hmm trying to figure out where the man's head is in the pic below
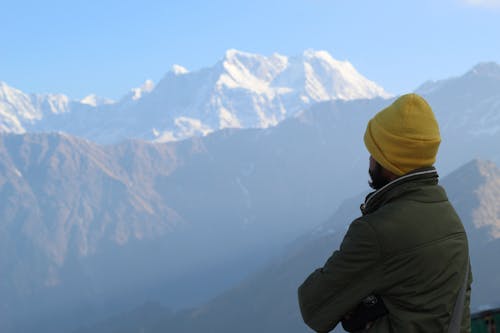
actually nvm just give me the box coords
[364,93,441,180]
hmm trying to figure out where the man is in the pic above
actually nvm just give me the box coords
[298,94,472,332]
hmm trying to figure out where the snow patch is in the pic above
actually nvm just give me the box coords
[172,64,189,75]
[131,80,155,101]
[219,107,242,128]
[153,131,177,143]
[13,167,22,177]
[80,94,115,107]
[174,117,213,140]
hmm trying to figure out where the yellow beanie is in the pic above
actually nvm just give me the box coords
[364,93,441,176]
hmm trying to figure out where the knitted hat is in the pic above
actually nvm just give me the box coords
[364,93,441,176]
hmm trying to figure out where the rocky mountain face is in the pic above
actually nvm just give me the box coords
[0,49,390,143]
[83,160,500,333]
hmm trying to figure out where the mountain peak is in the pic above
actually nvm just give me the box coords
[224,48,256,60]
[302,49,336,62]
[467,62,500,78]
[0,81,22,97]
[300,49,355,70]
[415,61,500,96]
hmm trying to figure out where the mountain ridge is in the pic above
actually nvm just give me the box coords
[0,49,390,142]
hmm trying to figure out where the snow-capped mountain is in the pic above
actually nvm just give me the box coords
[0,49,390,143]
[146,48,389,141]
[0,82,70,132]
[0,81,100,134]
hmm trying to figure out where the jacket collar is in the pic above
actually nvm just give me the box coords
[360,167,439,215]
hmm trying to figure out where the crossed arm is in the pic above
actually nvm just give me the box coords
[298,219,382,332]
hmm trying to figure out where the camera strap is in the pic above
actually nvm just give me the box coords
[447,263,469,333]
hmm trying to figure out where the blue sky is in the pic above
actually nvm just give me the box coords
[2,0,500,99]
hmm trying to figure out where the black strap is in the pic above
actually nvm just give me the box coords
[448,264,469,333]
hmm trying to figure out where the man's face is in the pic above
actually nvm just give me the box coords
[368,156,391,190]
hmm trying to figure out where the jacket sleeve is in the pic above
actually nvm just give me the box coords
[298,219,381,332]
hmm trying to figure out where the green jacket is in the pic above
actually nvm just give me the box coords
[298,168,472,332]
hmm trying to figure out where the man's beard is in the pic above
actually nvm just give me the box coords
[369,162,391,190]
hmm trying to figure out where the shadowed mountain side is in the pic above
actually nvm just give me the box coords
[75,224,348,333]
[74,192,364,333]
[78,160,500,333]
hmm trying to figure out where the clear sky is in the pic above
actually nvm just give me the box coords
[2,0,500,100]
